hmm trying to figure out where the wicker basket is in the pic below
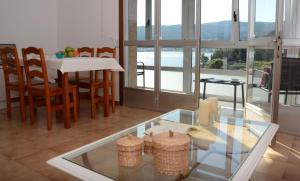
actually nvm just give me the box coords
[152,130,190,176]
[116,134,143,167]
[143,132,153,154]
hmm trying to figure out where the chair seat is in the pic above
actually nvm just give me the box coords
[31,83,77,95]
[68,76,90,82]
[71,79,107,89]
[7,82,23,90]
[8,80,44,90]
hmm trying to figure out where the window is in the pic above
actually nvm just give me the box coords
[200,48,247,100]
[137,0,155,40]
[201,0,232,41]
[239,0,248,41]
[125,46,155,89]
[247,49,274,108]
[160,47,195,93]
[254,0,276,37]
[161,0,196,40]
[137,47,154,88]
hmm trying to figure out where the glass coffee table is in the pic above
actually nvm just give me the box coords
[47,109,278,181]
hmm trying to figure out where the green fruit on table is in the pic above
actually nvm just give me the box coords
[65,47,74,53]
[67,51,74,57]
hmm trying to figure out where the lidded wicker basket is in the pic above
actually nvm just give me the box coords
[143,132,153,154]
[152,130,191,176]
[116,134,144,167]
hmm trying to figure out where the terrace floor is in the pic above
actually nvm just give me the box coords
[0,101,299,181]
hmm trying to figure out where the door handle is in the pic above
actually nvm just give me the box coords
[233,11,237,22]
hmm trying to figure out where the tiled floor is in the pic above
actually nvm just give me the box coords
[0,103,299,181]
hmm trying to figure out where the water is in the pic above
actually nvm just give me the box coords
[137,50,196,67]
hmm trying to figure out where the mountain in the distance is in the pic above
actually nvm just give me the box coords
[137,21,275,40]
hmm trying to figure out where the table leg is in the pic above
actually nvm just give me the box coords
[241,84,245,107]
[57,70,62,87]
[203,82,207,99]
[103,70,110,117]
[62,72,71,128]
[56,70,63,121]
[234,85,237,111]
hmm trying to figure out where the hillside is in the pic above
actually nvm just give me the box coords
[137,21,275,40]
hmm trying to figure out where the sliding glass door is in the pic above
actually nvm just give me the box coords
[122,0,285,122]
[244,0,278,122]
[274,0,300,134]
[124,0,201,111]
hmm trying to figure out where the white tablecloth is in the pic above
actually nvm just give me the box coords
[46,57,124,73]
[21,56,124,83]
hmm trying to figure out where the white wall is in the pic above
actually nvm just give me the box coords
[57,0,119,49]
[0,0,58,54]
[0,0,119,52]
[57,0,102,49]
[100,0,119,47]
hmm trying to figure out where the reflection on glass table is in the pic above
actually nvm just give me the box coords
[47,109,278,181]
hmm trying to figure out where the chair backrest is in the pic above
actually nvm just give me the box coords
[22,47,49,91]
[283,57,300,90]
[1,47,25,88]
[268,58,300,91]
[96,47,116,58]
[78,47,94,57]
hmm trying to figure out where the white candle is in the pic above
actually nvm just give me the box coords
[198,100,212,126]
[207,97,219,122]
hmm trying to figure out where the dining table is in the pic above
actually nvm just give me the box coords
[45,56,124,129]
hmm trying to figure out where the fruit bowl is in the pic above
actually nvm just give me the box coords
[55,51,65,59]
[64,46,79,57]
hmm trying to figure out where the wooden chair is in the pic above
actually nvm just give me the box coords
[95,47,117,113]
[1,47,26,123]
[137,61,145,88]
[69,47,116,118]
[75,47,94,84]
[22,47,78,130]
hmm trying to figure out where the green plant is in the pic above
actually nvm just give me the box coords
[254,61,272,70]
[205,59,223,69]
[229,63,246,70]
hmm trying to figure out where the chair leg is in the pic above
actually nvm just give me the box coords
[19,90,26,123]
[90,86,96,119]
[28,94,36,125]
[77,87,80,114]
[95,88,99,109]
[28,93,35,125]
[33,97,38,119]
[54,95,61,121]
[111,87,115,113]
[73,89,78,122]
[111,72,115,113]
[5,88,12,118]
[143,73,145,88]
[95,71,99,110]
[284,90,288,104]
[45,96,52,130]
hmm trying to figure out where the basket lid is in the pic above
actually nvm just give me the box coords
[144,132,153,142]
[152,130,190,151]
[116,134,143,147]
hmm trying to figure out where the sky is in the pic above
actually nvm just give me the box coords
[137,0,276,26]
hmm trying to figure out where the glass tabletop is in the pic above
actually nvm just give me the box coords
[63,109,270,181]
